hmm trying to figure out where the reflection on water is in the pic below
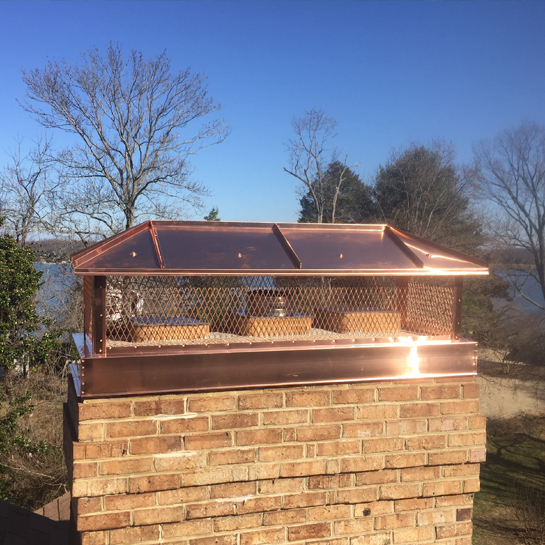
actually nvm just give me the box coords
[494,269,545,314]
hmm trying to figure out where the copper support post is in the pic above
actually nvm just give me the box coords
[93,276,107,356]
[452,277,463,341]
[396,277,409,330]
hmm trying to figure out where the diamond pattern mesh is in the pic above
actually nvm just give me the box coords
[96,275,455,348]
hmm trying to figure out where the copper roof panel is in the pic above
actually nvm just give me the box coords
[78,228,160,270]
[282,228,416,271]
[155,224,294,271]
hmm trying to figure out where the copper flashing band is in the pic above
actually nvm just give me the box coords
[75,339,477,397]
[273,223,302,269]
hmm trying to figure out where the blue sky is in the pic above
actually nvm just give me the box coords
[1,1,544,223]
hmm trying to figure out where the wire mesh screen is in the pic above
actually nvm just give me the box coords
[99,275,455,348]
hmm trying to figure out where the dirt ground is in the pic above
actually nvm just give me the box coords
[477,352,545,418]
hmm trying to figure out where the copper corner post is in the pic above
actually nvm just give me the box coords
[70,220,489,398]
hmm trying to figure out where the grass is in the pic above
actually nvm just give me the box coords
[473,415,545,545]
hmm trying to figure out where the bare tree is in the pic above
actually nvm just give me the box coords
[21,43,229,237]
[0,137,60,245]
[284,108,353,223]
[475,121,545,310]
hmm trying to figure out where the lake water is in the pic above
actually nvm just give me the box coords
[494,269,545,315]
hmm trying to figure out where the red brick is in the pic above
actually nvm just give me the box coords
[109,525,161,545]
[282,460,326,477]
[468,414,486,430]
[100,457,153,476]
[190,535,237,545]
[85,441,128,459]
[429,450,467,466]
[416,508,455,526]
[405,434,446,450]
[335,488,377,504]
[133,505,184,525]
[77,512,130,532]
[79,402,131,421]
[286,390,330,407]
[298,425,341,441]
[130,435,181,455]
[375,513,414,530]
[394,497,433,511]
[332,388,375,404]
[308,505,351,521]
[73,462,98,479]
[342,422,383,438]
[469,448,486,463]
[400,466,440,482]
[363,437,403,454]
[210,481,256,499]
[386,419,426,436]
[428,416,467,432]
[399,402,440,418]
[308,474,352,490]
[284,491,328,509]
[209,448,256,466]
[448,432,486,447]
[378,386,419,402]
[384,453,426,469]
[188,395,236,412]
[357,405,398,420]
[317,440,360,456]
[240,528,285,545]
[212,413,259,430]
[462,383,479,398]
[129,473,179,493]
[258,478,304,495]
[334,518,374,535]
[463,478,480,493]
[258,444,305,461]
[356,470,398,486]
[236,496,282,515]
[79,423,104,442]
[186,499,234,519]
[134,398,185,416]
[288,523,331,541]
[354,500,394,517]
[313,407,355,423]
[340,455,383,473]
[435,494,474,508]
[80,532,106,545]
[379,483,421,500]
[154,451,207,472]
[423,480,462,496]
[183,468,232,486]
[215,513,262,532]
[158,487,209,505]
[393,527,434,543]
[443,464,480,478]
[238,392,283,410]
[436,522,473,539]
[76,497,102,515]
[104,492,155,511]
[248,464,280,481]
[262,410,309,425]
[456,508,473,521]
[441,400,479,415]
[185,432,232,450]
[420,385,460,400]
[264,509,307,526]
[237,428,282,446]
[160,417,209,434]
[105,420,156,438]
[351,532,391,545]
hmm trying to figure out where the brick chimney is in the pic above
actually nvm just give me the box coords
[64,376,485,544]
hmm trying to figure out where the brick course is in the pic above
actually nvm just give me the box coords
[65,377,484,544]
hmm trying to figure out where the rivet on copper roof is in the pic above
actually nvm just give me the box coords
[339,253,343,258]
[237,253,242,258]
[131,251,137,257]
